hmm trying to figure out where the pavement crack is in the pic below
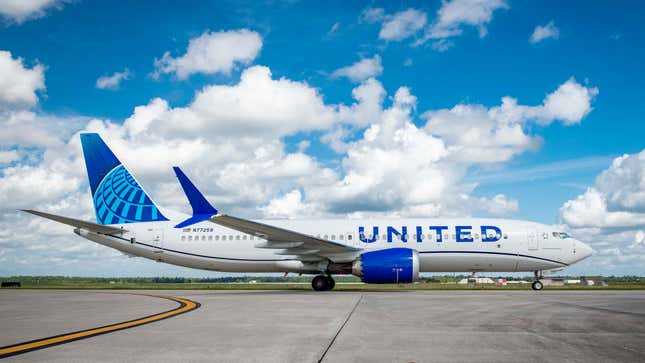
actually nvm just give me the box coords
[318,294,363,363]
[548,300,645,318]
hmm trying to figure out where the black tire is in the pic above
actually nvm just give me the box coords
[531,281,544,291]
[326,276,335,290]
[312,275,329,291]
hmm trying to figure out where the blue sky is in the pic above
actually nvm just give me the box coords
[0,0,644,276]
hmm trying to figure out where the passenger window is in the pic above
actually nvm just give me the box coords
[324,235,328,239]
[347,234,352,240]
[503,234,508,239]
[208,236,213,241]
[339,234,344,240]
[202,236,206,241]
[229,235,233,240]
[181,236,186,241]
[188,236,193,241]
[331,234,336,240]
[236,235,240,240]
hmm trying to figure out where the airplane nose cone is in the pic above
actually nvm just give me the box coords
[576,240,593,261]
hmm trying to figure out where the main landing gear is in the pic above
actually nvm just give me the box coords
[531,270,544,291]
[312,275,335,291]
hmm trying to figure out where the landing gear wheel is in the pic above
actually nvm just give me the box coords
[531,281,544,291]
[312,275,329,291]
[326,276,335,290]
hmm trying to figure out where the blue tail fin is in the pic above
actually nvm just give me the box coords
[172,166,218,228]
[80,133,168,225]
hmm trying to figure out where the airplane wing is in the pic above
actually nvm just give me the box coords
[172,167,360,262]
[209,214,360,261]
[22,209,127,235]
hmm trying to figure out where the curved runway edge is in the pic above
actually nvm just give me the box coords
[0,293,200,359]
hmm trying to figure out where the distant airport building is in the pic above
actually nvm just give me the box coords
[458,277,496,284]
[581,276,608,286]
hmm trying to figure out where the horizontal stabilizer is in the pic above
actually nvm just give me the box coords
[174,214,214,229]
[22,209,127,234]
[172,166,218,228]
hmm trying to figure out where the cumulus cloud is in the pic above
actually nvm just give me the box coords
[361,2,507,49]
[259,190,315,218]
[0,51,88,149]
[309,84,529,217]
[0,51,45,107]
[491,78,598,126]
[559,150,645,274]
[153,29,262,80]
[332,55,383,82]
[0,111,87,148]
[423,78,597,163]
[0,0,65,24]
[148,65,340,137]
[379,9,427,41]
[596,152,645,212]
[561,150,645,228]
[417,0,508,48]
[360,7,427,42]
[540,78,598,124]
[96,68,132,90]
[0,150,19,164]
[530,21,560,44]
[1,72,597,222]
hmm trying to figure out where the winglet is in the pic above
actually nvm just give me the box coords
[173,166,218,228]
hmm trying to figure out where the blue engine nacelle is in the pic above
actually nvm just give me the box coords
[352,248,420,283]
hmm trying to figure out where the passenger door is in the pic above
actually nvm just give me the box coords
[527,228,539,250]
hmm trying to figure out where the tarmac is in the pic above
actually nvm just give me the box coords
[1,289,644,362]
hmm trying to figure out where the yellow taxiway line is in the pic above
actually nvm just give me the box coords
[0,293,200,359]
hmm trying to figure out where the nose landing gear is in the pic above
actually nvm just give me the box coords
[532,270,544,291]
[311,275,336,291]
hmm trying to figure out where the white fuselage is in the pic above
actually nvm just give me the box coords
[75,213,592,275]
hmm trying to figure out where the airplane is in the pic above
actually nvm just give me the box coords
[23,133,593,291]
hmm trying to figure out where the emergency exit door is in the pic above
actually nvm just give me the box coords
[145,228,164,253]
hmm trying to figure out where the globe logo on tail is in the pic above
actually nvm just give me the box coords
[93,165,168,224]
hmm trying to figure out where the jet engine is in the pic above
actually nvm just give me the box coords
[351,248,419,284]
